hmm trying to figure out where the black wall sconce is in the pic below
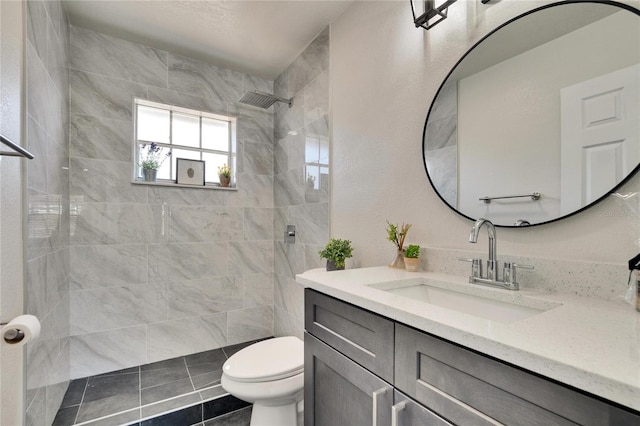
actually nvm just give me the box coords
[411,0,491,30]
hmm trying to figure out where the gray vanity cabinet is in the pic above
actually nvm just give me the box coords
[392,391,453,426]
[395,323,640,426]
[304,333,393,426]
[304,289,640,426]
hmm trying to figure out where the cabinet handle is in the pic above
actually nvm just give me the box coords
[391,401,407,426]
[372,388,387,426]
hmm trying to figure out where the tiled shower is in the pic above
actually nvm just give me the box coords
[23,0,330,424]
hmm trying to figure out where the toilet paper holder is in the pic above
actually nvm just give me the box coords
[0,321,26,344]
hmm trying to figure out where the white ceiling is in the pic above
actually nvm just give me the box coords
[62,0,355,80]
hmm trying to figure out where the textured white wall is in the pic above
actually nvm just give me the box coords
[331,0,640,268]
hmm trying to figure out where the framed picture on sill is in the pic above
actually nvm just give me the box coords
[176,158,205,186]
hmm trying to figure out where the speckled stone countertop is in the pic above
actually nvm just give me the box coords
[296,266,640,411]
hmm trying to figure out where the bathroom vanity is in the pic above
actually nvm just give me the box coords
[298,267,640,425]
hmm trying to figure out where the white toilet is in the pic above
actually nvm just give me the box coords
[221,336,304,426]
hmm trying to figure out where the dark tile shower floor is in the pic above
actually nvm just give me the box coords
[53,340,263,426]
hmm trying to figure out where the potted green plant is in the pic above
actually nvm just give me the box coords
[404,244,420,272]
[318,238,354,271]
[386,220,412,268]
[139,142,171,182]
[218,163,232,187]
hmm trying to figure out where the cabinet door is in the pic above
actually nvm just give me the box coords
[305,333,393,426]
[392,391,453,426]
[395,324,640,426]
[305,289,394,383]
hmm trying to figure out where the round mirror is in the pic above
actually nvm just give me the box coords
[423,0,640,227]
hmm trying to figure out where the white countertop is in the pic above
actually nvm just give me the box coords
[296,266,640,411]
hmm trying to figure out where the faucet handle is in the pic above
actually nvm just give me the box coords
[503,262,534,288]
[459,258,482,279]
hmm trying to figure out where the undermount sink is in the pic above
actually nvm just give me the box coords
[369,279,561,323]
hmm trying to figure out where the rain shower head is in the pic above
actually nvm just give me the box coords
[238,91,293,109]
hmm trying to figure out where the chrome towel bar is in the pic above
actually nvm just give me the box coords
[0,133,34,159]
[480,192,541,204]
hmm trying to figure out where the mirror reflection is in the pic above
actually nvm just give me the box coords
[423,1,640,227]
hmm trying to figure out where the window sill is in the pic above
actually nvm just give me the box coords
[131,180,237,191]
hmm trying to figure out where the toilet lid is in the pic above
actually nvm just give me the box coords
[223,336,304,383]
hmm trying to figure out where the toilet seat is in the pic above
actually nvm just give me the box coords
[223,336,304,383]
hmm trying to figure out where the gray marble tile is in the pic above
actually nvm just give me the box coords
[45,382,68,425]
[274,306,303,342]
[230,241,274,275]
[27,338,58,390]
[274,99,304,141]
[25,387,46,426]
[27,1,48,63]
[70,69,147,120]
[46,18,68,97]
[70,115,133,161]
[228,173,273,208]
[304,244,325,271]
[273,207,289,242]
[229,103,274,146]
[45,247,69,311]
[70,26,168,87]
[227,305,274,345]
[274,275,304,322]
[148,242,228,282]
[46,132,70,201]
[169,205,243,243]
[148,186,229,206]
[26,116,48,193]
[26,192,62,260]
[76,391,139,424]
[147,314,227,363]
[27,42,62,140]
[141,377,195,406]
[70,326,147,379]
[288,202,329,246]
[304,70,329,126]
[70,244,147,290]
[26,255,48,319]
[243,208,274,241]
[243,142,273,176]
[70,283,166,334]
[168,53,243,104]
[38,293,70,342]
[167,277,242,320]
[77,408,140,426]
[43,0,64,39]
[70,158,147,203]
[275,169,304,207]
[191,370,223,391]
[48,337,70,386]
[70,202,165,245]
[146,86,227,116]
[242,74,273,94]
[274,242,305,278]
[199,385,227,402]
[285,128,305,172]
[285,27,329,97]
[274,137,288,175]
[241,273,274,308]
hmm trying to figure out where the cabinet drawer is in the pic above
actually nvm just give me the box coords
[305,289,394,383]
[395,324,640,426]
[305,333,393,426]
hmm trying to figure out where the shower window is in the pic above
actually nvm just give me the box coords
[133,98,237,187]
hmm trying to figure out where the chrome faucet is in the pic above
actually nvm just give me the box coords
[469,218,498,280]
[461,218,533,290]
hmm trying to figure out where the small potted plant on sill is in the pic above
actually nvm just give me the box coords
[218,163,232,187]
[319,238,354,271]
[139,142,171,182]
[386,220,412,269]
[404,244,420,272]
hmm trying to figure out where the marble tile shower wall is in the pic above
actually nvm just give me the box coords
[68,26,275,379]
[24,1,71,425]
[273,28,330,339]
